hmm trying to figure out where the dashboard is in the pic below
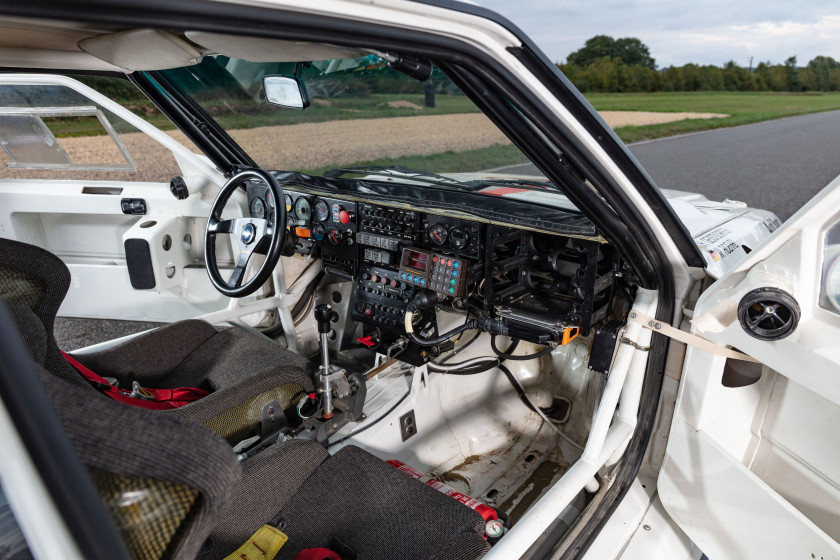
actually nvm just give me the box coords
[247,179,622,363]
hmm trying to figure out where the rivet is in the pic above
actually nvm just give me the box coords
[648,321,655,327]
[655,323,661,329]
[643,524,651,531]
[630,312,637,318]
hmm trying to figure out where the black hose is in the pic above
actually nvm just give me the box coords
[408,319,480,347]
[490,334,554,361]
[261,270,325,337]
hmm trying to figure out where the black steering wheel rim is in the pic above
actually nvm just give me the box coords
[204,168,286,298]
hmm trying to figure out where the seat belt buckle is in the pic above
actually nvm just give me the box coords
[129,381,156,400]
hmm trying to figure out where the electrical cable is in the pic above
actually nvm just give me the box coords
[498,363,583,451]
[326,389,411,448]
[490,334,554,361]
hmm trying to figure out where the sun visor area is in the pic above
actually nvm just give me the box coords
[79,29,202,71]
[185,31,362,62]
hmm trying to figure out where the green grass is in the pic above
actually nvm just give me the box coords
[301,143,528,176]
[584,91,840,143]
[51,93,479,138]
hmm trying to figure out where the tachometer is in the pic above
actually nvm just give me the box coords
[314,200,330,222]
[249,197,266,219]
[327,227,342,245]
[449,227,469,250]
[295,197,312,221]
[429,223,448,245]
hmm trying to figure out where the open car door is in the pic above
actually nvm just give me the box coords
[658,175,840,559]
[0,74,232,323]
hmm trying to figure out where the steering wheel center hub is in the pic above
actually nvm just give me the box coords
[241,222,257,245]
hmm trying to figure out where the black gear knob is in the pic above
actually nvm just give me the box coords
[314,303,333,333]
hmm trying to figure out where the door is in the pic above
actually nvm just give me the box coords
[0,74,232,323]
[658,174,840,559]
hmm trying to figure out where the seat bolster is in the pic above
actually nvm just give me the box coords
[70,319,219,387]
[198,440,329,559]
[167,327,311,391]
[3,299,47,365]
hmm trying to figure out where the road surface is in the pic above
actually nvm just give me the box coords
[494,110,840,221]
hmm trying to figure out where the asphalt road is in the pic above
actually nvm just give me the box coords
[495,110,840,222]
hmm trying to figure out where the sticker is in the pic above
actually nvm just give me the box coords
[223,525,288,560]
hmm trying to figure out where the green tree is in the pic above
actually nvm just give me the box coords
[807,55,840,91]
[567,35,656,70]
[784,56,802,91]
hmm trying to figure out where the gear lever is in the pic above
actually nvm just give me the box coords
[314,303,335,419]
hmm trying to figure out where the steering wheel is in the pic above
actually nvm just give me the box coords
[205,168,287,298]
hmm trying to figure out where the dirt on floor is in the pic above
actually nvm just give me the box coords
[1,110,728,183]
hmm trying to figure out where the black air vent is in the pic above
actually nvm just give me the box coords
[737,287,800,341]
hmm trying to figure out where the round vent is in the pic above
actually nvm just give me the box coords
[737,287,800,341]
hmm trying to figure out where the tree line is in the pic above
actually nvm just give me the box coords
[558,35,840,93]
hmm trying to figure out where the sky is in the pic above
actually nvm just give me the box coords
[476,0,840,68]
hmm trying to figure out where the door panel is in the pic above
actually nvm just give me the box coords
[0,74,233,323]
[660,175,840,559]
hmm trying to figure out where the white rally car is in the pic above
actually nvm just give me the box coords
[0,1,837,560]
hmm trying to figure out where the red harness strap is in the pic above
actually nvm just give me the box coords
[61,351,208,410]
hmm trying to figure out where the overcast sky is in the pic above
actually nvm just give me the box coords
[476,0,840,68]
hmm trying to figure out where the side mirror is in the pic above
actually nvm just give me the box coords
[263,75,310,109]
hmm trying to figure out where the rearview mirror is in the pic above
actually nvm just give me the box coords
[263,75,310,109]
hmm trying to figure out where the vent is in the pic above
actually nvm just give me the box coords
[738,287,800,341]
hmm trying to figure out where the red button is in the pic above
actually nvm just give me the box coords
[380,277,388,284]
[433,256,439,263]
[371,275,379,282]
[390,279,398,287]
[447,259,453,266]
[339,210,351,224]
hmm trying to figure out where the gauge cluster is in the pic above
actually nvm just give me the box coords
[423,215,481,259]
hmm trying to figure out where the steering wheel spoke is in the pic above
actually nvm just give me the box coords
[208,217,238,235]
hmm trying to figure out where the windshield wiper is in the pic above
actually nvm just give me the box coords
[465,178,554,191]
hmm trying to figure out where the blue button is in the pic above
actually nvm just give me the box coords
[406,275,413,282]
[401,273,407,280]
[453,262,460,269]
[451,270,458,277]
[420,278,426,286]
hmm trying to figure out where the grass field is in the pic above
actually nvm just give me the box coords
[587,91,840,143]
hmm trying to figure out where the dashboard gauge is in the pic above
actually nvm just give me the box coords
[284,194,293,213]
[294,197,312,221]
[314,200,331,222]
[249,197,266,219]
[449,227,469,250]
[429,223,448,245]
[327,227,342,245]
[312,223,326,241]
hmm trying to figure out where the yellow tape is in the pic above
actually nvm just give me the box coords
[223,525,288,560]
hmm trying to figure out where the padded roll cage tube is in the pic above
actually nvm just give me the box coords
[0,1,677,556]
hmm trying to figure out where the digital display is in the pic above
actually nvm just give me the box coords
[404,249,428,272]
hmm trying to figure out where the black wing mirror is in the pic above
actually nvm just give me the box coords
[263,75,310,109]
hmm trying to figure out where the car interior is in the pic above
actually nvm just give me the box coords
[0,17,662,560]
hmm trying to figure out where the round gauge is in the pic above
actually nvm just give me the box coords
[312,223,326,241]
[313,200,330,222]
[284,194,293,214]
[264,191,275,224]
[249,197,266,219]
[327,227,342,245]
[294,197,312,221]
[449,227,469,250]
[429,223,448,245]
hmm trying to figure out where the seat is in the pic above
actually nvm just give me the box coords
[5,299,489,560]
[0,237,313,443]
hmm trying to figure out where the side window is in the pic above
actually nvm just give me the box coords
[0,484,34,560]
[0,77,197,184]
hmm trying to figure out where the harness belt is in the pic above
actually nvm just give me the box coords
[627,311,761,364]
[61,351,209,409]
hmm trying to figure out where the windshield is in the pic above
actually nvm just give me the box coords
[155,54,575,206]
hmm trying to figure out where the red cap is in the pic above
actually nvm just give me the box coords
[339,209,351,224]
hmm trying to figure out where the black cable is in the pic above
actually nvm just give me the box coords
[326,389,411,448]
[498,363,538,413]
[490,334,554,361]
[408,320,478,347]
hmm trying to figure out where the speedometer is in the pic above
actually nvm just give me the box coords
[294,197,312,221]
[249,197,266,219]
[314,200,330,222]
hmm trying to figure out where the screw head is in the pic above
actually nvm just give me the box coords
[643,524,651,531]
